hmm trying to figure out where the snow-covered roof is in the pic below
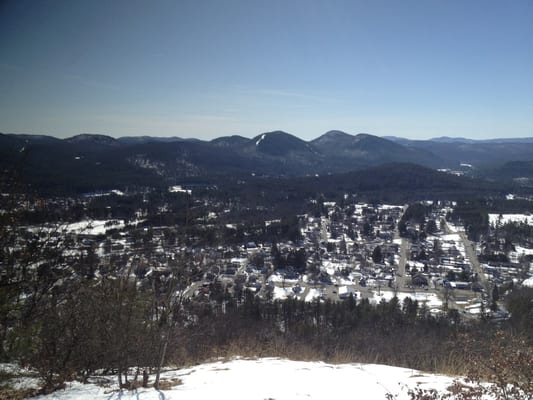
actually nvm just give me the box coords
[522,276,533,288]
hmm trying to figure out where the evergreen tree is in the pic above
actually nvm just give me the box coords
[372,245,383,264]
[491,285,500,312]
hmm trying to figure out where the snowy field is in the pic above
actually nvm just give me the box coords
[28,358,460,400]
[272,286,294,300]
[372,290,443,308]
[489,213,533,226]
[53,219,127,235]
[514,245,533,256]
[305,287,322,302]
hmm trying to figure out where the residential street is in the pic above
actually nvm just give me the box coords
[394,206,409,290]
[397,237,409,290]
[459,232,489,292]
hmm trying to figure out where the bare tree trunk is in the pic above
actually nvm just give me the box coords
[118,367,123,388]
[142,369,149,388]
[154,331,169,389]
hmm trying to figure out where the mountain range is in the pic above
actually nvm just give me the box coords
[2,130,533,193]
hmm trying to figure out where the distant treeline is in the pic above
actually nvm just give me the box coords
[2,157,524,200]
[449,199,533,241]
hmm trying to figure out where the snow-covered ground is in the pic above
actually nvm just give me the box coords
[60,219,126,235]
[444,221,463,233]
[372,290,443,308]
[439,233,467,258]
[272,286,294,300]
[35,218,144,236]
[322,260,351,276]
[513,245,533,256]
[305,287,322,302]
[523,276,533,288]
[268,272,298,284]
[489,213,533,226]
[509,245,533,264]
[29,358,459,400]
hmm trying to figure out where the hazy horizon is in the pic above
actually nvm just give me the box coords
[3,129,533,143]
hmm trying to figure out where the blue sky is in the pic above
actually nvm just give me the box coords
[1,0,532,141]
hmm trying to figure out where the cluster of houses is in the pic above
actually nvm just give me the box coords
[11,191,533,318]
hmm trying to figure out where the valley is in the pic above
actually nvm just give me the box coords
[1,134,532,398]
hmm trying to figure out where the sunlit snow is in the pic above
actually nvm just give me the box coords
[489,213,533,226]
[372,290,443,308]
[31,358,459,400]
[256,133,266,146]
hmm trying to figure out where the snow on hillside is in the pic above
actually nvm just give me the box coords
[256,133,266,146]
[31,358,459,400]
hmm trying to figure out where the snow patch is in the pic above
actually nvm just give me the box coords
[59,219,126,235]
[522,276,533,288]
[305,288,323,302]
[256,133,266,146]
[372,290,443,308]
[489,213,532,226]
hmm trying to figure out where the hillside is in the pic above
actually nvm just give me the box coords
[400,139,533,169]
[311,131,441,169]
[2,131,533,194]
[251,130,314,156]
[489,160,533,179]
[288,163,513,202]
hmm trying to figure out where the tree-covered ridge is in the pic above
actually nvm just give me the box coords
[2,131,533,196]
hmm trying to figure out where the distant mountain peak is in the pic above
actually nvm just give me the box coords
[3,131,533,191]
[251,130,312,157]
[65,133,118,145]
[260,130,291,137]
[210,135,250,147]
[354,132,374,138]
[312,130,353,146]
[430,136,475,143]
[312,131,385,145]
[253,130,297,143]
[323,130,352,138]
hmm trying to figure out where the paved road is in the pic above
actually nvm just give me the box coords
[444,219,488,291]
[396,238,409,289]
[320,217,329,242]
[300,285,311,301]
[394,206,409,290]
[459,231,489,292]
